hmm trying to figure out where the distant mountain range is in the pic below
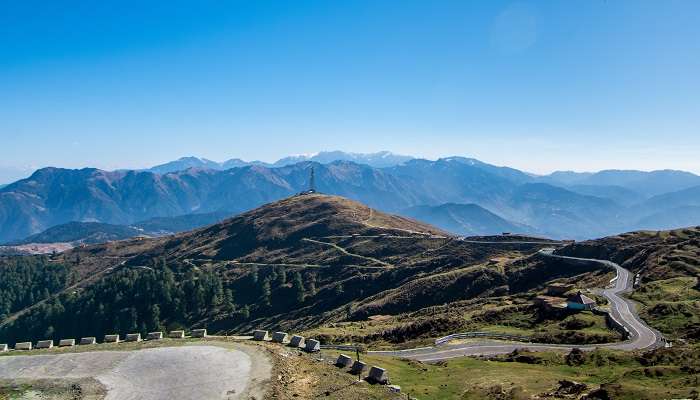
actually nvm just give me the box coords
[539,169,700,197]
[402,203,531,236]
[8,211,232,245]
[1,151,700,243]
[146,150,414,174]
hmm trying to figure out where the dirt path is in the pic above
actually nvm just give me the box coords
[302,238,393,268]
[0,345,271,400]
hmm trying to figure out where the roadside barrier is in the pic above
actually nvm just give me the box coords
[289,335,305,347]
[253,330,269,341]
[335,354,353,368]
[35,340,53,349]
[368,366,389,384]
[125,333,142,342]
[169,330,185,339]
[320,344,360,351]
[304,339,321,352]
[435,332,531,345]
[350,360,367,375]
[272,332,288,343]
[104,334,120,343]
[15,342,32,350]
[59,339,75,347]
[80,337,96,345]
[191,329,207,338]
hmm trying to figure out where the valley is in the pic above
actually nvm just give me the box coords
[0,194,698,399]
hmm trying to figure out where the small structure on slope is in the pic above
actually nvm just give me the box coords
[566,291,596,310]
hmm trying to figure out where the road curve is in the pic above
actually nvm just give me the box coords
[370,248,663,362]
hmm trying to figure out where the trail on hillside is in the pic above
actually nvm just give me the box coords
[301,238,394,268]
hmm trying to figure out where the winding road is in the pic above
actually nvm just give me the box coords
[370,248,664,362]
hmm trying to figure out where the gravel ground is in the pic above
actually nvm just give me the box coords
[0,344,270,400]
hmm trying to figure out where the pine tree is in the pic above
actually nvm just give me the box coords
[276,267,287,286]
[224,289,235,312]
[292,272,305,303]
[306,273,317,296]
[148,304,161,331]
[261,278,272,307]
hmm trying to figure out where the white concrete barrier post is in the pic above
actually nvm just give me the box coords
[0,344,8,352]
[15,342,33,350]
[191,329,207,338]
[272,332,288,343]
[350,360,367,375]
[304,339,321,353]
[59,339,76,347]
[336,354,354,368]
[253,330,269,341]
[368,366,389,384]
[125,333,142,342]
[36,340,53,349]
[79,337,97,345]
[169,330,185,339]
[289,335,305,348]
[104,334,120,343]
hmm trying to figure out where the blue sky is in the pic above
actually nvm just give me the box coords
[1,0,699,182]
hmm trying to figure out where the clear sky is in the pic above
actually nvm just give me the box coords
[1,0,699,182]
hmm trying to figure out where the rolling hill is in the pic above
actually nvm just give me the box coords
[557,227,700,342]
[8,211,232,245]
[1,194,593,346]
[11,222,142,245]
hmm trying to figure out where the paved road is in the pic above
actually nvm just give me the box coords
[0,345,270,400]
[370,249,663,362]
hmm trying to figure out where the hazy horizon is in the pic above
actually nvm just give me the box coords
[3,148,700,185]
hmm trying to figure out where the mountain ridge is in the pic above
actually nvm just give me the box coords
[145,150,415,174]
[2,156,700,243]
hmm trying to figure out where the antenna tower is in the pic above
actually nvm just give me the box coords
[309,166,316,192]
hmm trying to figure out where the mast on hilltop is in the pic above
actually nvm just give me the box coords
[309,166,316,193]
[300,166,317,195]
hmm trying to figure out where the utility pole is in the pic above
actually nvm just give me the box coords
[356,346,361,382]
[309,166,316,193]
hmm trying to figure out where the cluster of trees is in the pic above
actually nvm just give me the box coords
[0,256,70,321]
[0,256,331,344]
[231,266,319,313]
[0,259,231,344]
